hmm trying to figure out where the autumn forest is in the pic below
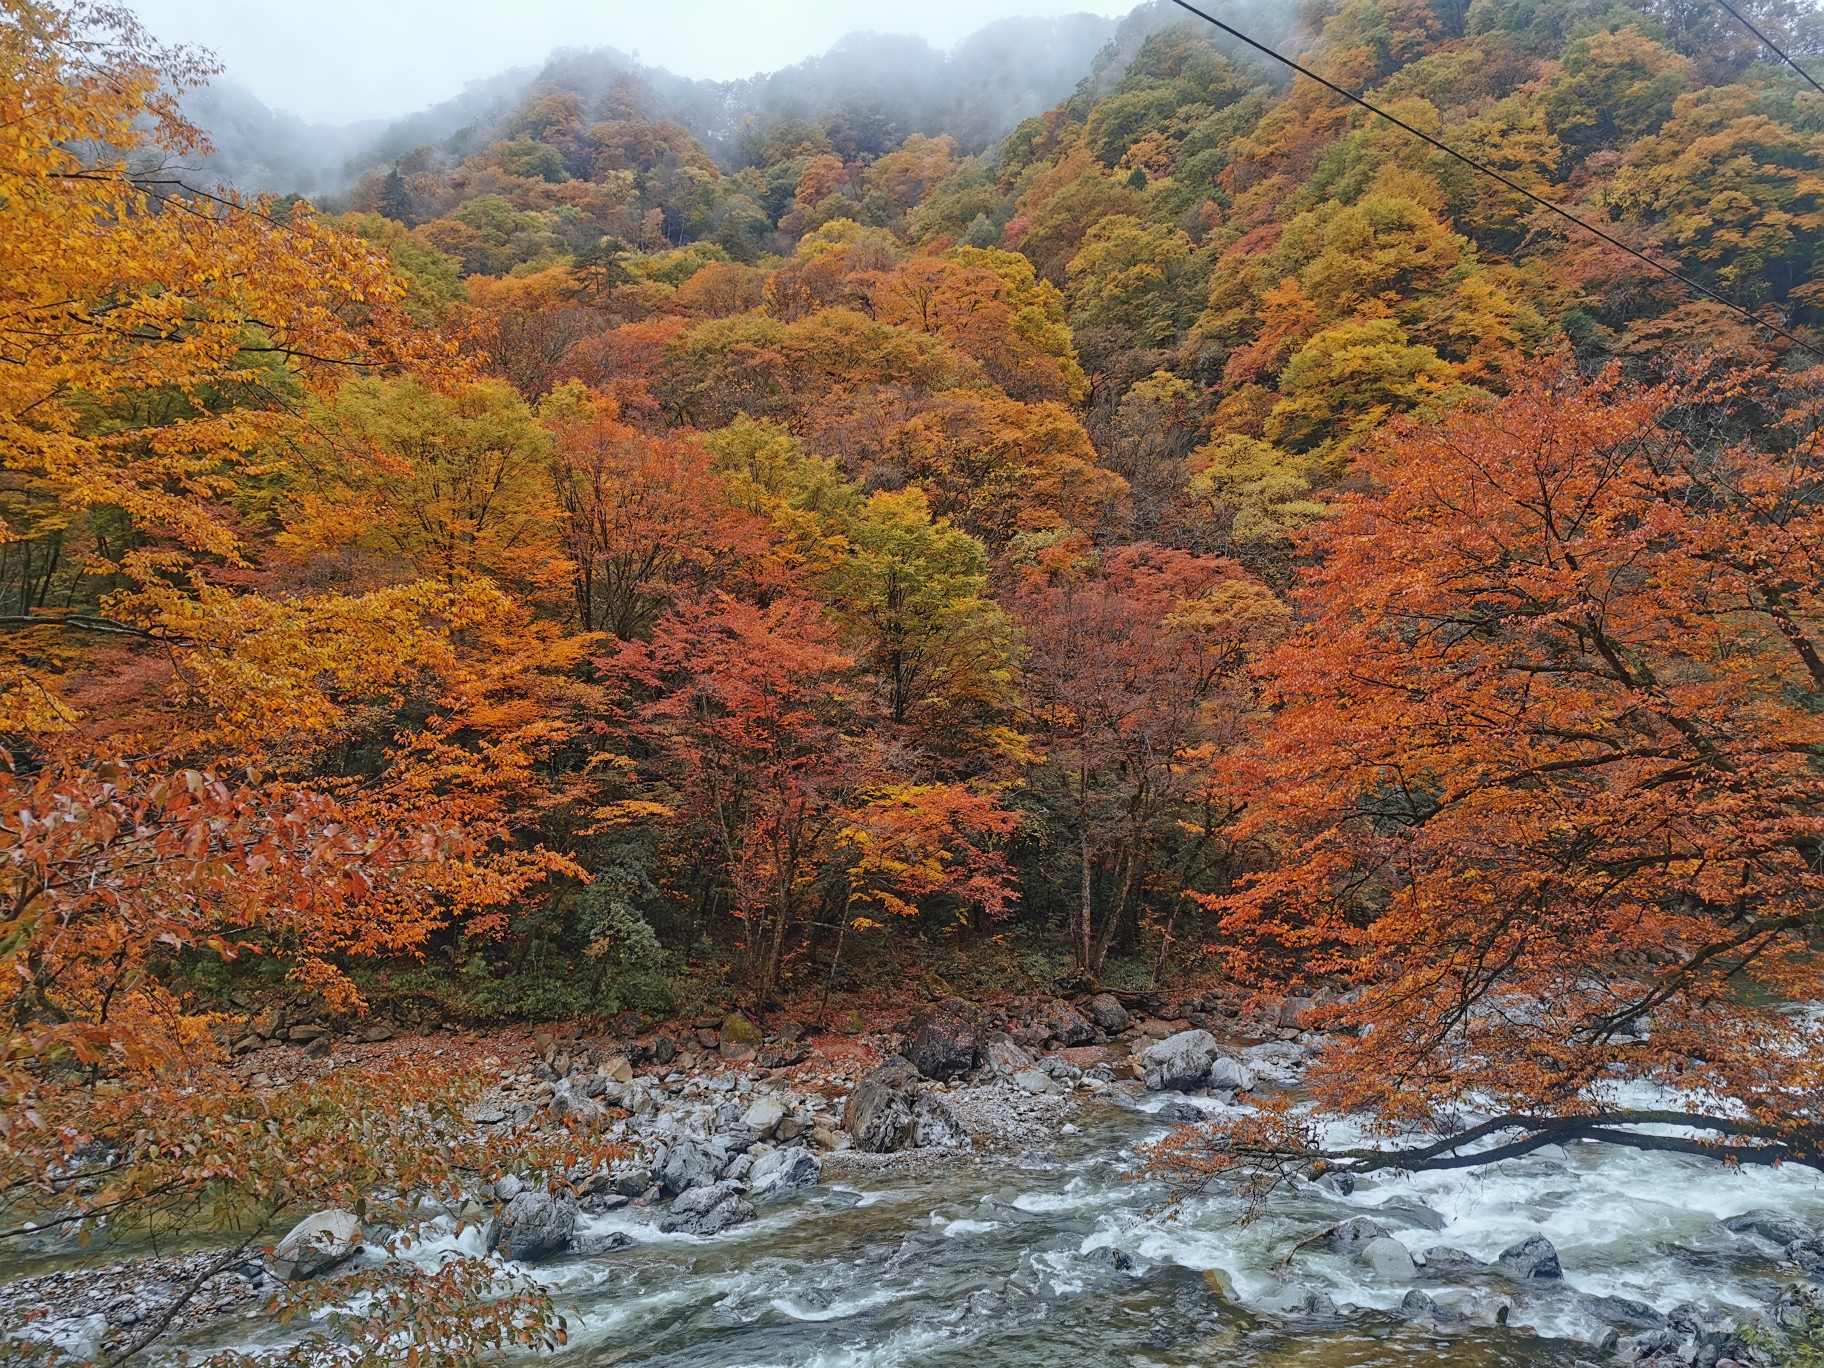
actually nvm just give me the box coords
[8,0,1824,1361]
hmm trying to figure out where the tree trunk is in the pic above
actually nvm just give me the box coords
[1078,763,1093,972]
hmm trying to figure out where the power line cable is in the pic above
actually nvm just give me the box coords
[1162,0,1817,356]
[1711,0,1824,99]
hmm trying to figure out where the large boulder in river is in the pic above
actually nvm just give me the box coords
[1579,1294,1668,1333]
[1399,1289,1459,1323]
[264,1209,363,1281]
[1139,1029,1223,1091]
[658,1181,754,1236]
[1723,1209,1816,1247]
[1417,1246,1489,1277]
[749,1146,822,1200]
[490,1189,578,1260]
[906,998,981,1080]
[1359,1235,1416,1280]
[1326,1216,1390,1249]
[845,1059,919,1151]
[1207,1055,1257,1092]
[1495,1234,1561,1280]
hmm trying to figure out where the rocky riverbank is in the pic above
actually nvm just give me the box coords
[9,990,1824,1367]
[1,990,1223,1360]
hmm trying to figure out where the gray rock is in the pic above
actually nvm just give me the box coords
[1013,1068,1055,1095]
[1262,1284,1339,1316]
[1723,1209,1815,1248]
[1619,1326,1680,1361]
[1040,999,1097,1047]
[658,1180,755,1236]
[1399,1289,1459,1322]
[844,1059,917,1152]
[1770,1282,1823,1333]
[1496,1234,1562,1280]
[912,1091,969,1149]
[740,1095,786,1137]
[1139,1029,1222,1091]
[1327,1216,1391,1248]
[1156,1100,1206,1124]
[983,1035,1034,1078]
[1417,1246,1490,1276]
[1789,1238,1824,1273]
[490,1189,578,1260]
[1089,1245,1138,1273]
[7,1314,107,1362]
[1276,996,1318,1028]
[549,1078,604,1122]
[1374,1198,1447,1233]
[1242,1040,1307,1068]
[1207,1055,1257,1092]
[1580,1294,1669,1332]
[906,998,982,1081]
[575,1230,636,1255]
[657,1137,728,1195]
[609,1162,652,1198]
[1667,1301,1753,1362]
[1360,1235,1417,1279]
[1087,993,1130,1033]
[749,1145,823,1199]
[263,1209,362,1281]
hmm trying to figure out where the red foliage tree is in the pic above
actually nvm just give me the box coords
[1015,540,1287,974]
[1147,361,1824,1196]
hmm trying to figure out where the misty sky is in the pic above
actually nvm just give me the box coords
[128,1,1137,125]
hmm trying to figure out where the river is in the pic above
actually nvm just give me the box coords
[223,1088,1824,1366]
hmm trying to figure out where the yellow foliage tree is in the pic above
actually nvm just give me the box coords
[0,1,443,728]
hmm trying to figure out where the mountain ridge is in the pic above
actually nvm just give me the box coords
[186,11,1126,194]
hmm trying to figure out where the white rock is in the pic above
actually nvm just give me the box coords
[1360,1234,1416,1280]
[1208,1056,1258,1092]
[6,1313,107,1363]
[740,1095,787,1135]
[749,1146,822,1198]
[1139,1030,1221,1091]
[264,1209,362,1281]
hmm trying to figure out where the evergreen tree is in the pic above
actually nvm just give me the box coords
[378,164,413,224]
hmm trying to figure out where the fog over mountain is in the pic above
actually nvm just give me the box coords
[177,10,1138,196]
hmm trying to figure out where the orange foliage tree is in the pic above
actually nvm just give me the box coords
[1147,361,1824,1197]
[1,10,612,1359]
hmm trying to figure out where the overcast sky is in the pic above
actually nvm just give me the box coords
[127,1,1135,125]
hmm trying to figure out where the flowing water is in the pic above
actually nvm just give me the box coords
[225,1089,1824,1367]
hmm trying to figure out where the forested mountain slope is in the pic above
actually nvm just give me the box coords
[14,0,1824,1011]
[8,1,1824,1352]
